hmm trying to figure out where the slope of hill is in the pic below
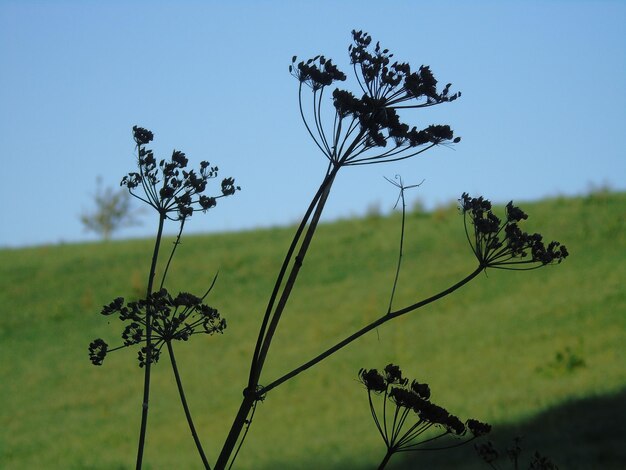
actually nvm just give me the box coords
[1,191,624,469]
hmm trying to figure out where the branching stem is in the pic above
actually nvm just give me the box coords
[260,266,484,395]
[216,167,338,470]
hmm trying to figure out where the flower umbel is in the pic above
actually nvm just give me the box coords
[291,30,461,168]
[460,193,569,270]
[121,126,240,220]
[89,287,226,367]
[359,365,490,468]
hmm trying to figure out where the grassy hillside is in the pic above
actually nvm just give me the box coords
[1,191,624,469]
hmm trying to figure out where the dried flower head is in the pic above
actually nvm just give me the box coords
[88,338,108,366]
[358,368,388,393]
[383,363,407,385]
[460,193,569,270]
[359,364,490,461]
[292,30,460,168]
[121,126,240,220]
[467,418,492,437]
[89,288,226,367]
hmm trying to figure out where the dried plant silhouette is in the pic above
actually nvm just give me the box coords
[359,364,491,469]
[89,30,568,469]
[89,126,239,468]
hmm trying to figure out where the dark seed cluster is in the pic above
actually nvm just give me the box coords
[359,364,490,456]
[291,30,460,167]
[89,289,226,367]
[460,193,569,270]
[121,126,240,220]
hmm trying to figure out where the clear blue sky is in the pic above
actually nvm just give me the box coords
[1,0,624,247]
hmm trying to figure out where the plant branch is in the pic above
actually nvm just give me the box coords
[166,341,211,469]
[378,448,395,470]
[260,265,484,395]
[248,164,337,385]
[254,168,337,376]
[216,167,339,470]
[160,217,186,290]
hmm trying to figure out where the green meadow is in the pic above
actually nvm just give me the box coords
[1,191,624,469]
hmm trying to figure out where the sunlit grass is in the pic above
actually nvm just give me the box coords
[0,191,624,469]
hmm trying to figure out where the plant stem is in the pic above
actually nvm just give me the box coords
[216,167,338,470]
[135,213,165,470]
[387,183,407,314]
[248,166,336,385]
[260,266,484,395]
[166,341,211,469]
[160,217,186,290]
[228,400,258,470]
[378,449,394,470]
[215,395,256,470]
[254,169,336,375]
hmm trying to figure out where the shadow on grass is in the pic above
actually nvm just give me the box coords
[392,388,626,469]
[261,388,626,469]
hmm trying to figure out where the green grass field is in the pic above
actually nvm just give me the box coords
[1,190,624,469]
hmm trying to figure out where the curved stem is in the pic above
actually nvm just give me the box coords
[368,390,386,444]
[260,266,484,395]
[166,341,211,469]
[136,213,166,469]
[160,218,186,290]
[387,182,407,314]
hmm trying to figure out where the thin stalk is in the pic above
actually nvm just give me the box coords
[386,178,412,314]
[389,403,401,444]
[368,390,386,444]
[391,406,411,445]
[136,213,166,470]
[402,434,477,452]
[382,388,390,443]
[260,266,484,395]
[228,400,258,470]
[166,341,210,469]
[378,449,395,470]
[160,218,186,290]
[396,421,432,449]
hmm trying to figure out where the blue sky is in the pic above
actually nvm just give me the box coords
[1,0,624,247]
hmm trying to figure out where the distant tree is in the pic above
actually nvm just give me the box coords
[80,176,140,240]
